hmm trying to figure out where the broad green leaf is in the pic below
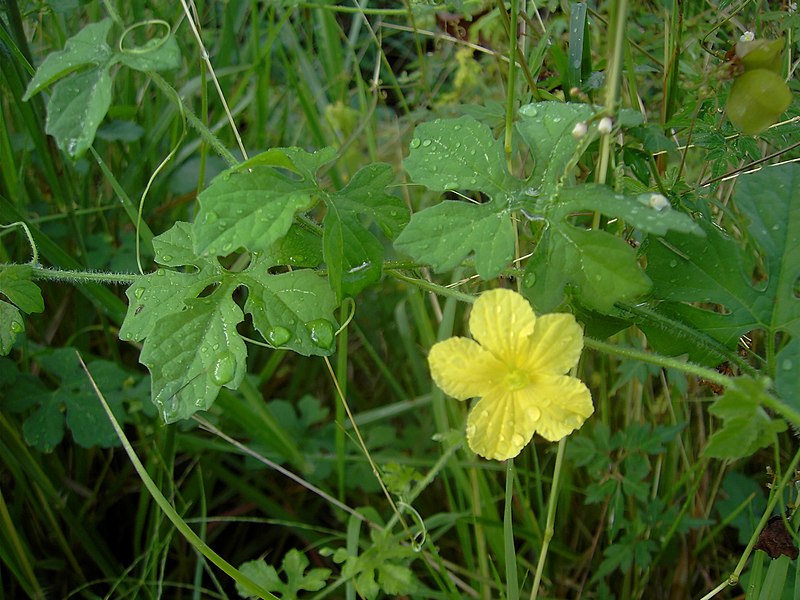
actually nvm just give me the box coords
[515,101,595,195]
[236,549,331,599]
[193,166,318,257]
[140,294,247,423]
[237,561,282,598]
[331,163,408,238]
[552,184,703,236]
[394,199,515,278]
[46,66,113,158]
[122,223,337,421]
[267,225,323,268]
[404,115,516,196]
[524,226,651,313]
[323,207,382,301]
[322,163,407,300]
[0,264,44,313]
[706,378,787,459]
[236,146,337,181]
[117,34,181,72]
[242,256,338,356]
[22,395,64,453]
[776,339,800,409]
[0,301,24,355]
[645,165,800,361]
[23,19,113,100]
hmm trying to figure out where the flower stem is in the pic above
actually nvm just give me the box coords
[504,458,519,600]
[530,437,567,600]
[29,266,139,285]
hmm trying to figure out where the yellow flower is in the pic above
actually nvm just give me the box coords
[428,289,593,460]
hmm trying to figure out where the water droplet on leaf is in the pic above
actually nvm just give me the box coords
[161,254,173,262]
[266,326,292,347]
[10,321,24,334]
[210,353,236,386]
[134,287,145,299]
[305,319,335,350]
[421,139,432,147]
[410,138,421,149]
[204,211,219,224]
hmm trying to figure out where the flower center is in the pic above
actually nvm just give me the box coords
[505,368,530,391]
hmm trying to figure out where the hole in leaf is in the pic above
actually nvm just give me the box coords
[198,283,220,298]
[216,252,249,271]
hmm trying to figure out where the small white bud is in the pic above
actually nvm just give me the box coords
[571,122,588,139]
[790,3,797,13]
[740,31,755,42]
[598,117,613,135]
[648,193,670,211]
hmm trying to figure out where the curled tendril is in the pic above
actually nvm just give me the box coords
[119,19,172,56]
[396,501,427,552]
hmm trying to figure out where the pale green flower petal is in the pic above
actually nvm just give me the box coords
[429,337,505,401]
[521,313,584,375]
[530,375,594,441]
[465,389,541,460]
[469,289,536,367]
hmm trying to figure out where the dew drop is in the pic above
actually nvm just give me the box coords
[523,272,536,287]
[156,268,166,276]
[410,138,421,149]
[204,211,219,224]
[306,319,335,350]
[134,287,145,299]
[511,434,525,448]
[519,104,538,117]
[222,242,233,252]
[10,321,24,334]
[266,326,292,347]
[161,254,173,262]
[421,139,432,147]
[669,259,678,268]
[210,353,236,386]
[782,359,793,371]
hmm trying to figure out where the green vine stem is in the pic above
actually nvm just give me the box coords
[27,266,139,285]
[584,336,800,427]
[0,221,37,264]
[78,352,278,600]
[504,458,520,600]
[699,445,800,600]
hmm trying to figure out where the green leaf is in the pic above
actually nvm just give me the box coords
[524,226,651,312]
[0,265,44,314]
[122,223,337,421]
[515,101,595,195]
[242,255,338,356]
[395,199,515,278]
[236,146,337,181]
[0,301,24,355]
[776,339,800,408]
[645,165,800,360]
[45,66,113,158]
[117,34,181,72]
[140,294,247,423]
[22,395,64,453]
[552,184,703,236]
[193,166,319,257]
[321,163,407,300]
[236,550,331,599]
[323,207,382,301]
[706,378,788,459]
[404,115,515,195]
[23,19,113,100]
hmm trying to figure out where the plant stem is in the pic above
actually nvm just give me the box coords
[530,437,567,599]
[504,458,519,600]
[503,0,520,172]
[28,266,139,284]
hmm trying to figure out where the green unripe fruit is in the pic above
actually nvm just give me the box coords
[727,69,791,135]
[736,38,785,74]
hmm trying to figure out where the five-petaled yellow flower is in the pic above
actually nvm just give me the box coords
[428,289,594,461]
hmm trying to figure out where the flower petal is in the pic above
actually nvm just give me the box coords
[469,289,536,366]
[428,337,504,401]
[465,389,541,460]
[522,313,585,375]
[529,375,594,441]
